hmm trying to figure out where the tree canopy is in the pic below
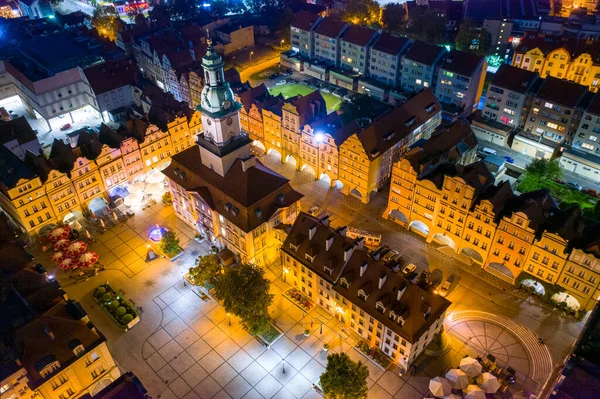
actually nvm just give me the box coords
[404,6,447,44]
[160,231,181,258]
[148,4,171,25]
[455,20,492,56]
[320,353,369,399]
[381,3,406,33]
[91,7,123,42]
[188,255,222,286]
[213,263,274,335]
[341,0,381,27]
[524,158,563,189]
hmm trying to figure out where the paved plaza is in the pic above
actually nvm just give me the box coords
[33,169,584,398]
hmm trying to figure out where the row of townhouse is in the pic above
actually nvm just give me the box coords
[511,33,600,92]
[0,102,202,235]
[281,212,451,370]
[284,12,487,114]
[479,62,600,181]
[383,129,600,312]
[0,214,126,399]
[239,84,443,203]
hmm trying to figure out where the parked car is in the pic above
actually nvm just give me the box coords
[275,80,287,86]
[60,123,72,131]
[583,188,599,198]
[382,249,399,263]
[566,181,582,191]
[477,147,497,156]
[307,206,320,216]
[439,275,455,296]
[503,156,515,164]
[402,263,417,275]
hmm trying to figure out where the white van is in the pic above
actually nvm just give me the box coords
[479,147,497,156]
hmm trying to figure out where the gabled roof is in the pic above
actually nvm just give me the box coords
[0,145,37,189]
[0,116,38,145]
[419,161,494,192]
[440,49,483,77]
[84,59,140,96]
[404,40,446,66]
[534,76,589,108]
[290,11,321,31]
[340,25,377,47]
[162,147,303,233]
[356,89,441,161]
[314,17,347,38]
[499,189,557,232]
[490,63,539,94]
[371,33,410,56]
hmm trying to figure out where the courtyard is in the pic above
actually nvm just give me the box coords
[267,83,342,113]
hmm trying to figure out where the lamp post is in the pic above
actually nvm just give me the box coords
[228,312,231,326]
[282,267,288,282]
[250,51,254,64]
[182,272,187,287]
[282,359,286,374]
[280,39,284,51]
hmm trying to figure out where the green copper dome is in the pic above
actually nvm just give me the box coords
[197,41,240,117]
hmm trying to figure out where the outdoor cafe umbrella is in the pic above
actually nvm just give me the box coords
[477,372,501,393]
[145,171,165,184]
[76,252,99,268]
[51,251,66,263]
[130,181,146,193]
[429,377,452,398]
[124,192,143,207]
[59,257,76,271]
[48,225,71,241]
[465,385,486,399]
[446,368,469,390]
[443,395,462,399]
[66,241,88,257]
[54,238,71,251]
[145,182,164,195]
[460,357,483,377]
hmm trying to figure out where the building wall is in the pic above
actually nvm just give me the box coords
[573,110,600,155]
[401,59,436,93]
[340,40,369,74]
[291,27,313,59]
[45,169,81,223]
[368,49,401,88]
[524,98,578,143]
[557,248,600,312]
[483,83,529,128]
[0,176,56,233]
[314,33,341,66]
[559,151,600,181]
[435,61,486,113]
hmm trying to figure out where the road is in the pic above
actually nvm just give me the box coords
[56,0,96,16]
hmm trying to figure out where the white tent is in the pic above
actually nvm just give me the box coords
[130,181,146,193]
[429,377,452,397]
[460,357,483,377]
[146,171,166,184]
[477,372,501,393]
[446,368,469,389]
[465,385,486,399]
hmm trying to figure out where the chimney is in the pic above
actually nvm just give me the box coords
[359,261,368,277]
[396,286,406,301]
[343,246,353,261]
[378,272,387,289]
[320,215,330,227]
[241,155,256,172]
[44,326,55,341]
[355,236,364,249]
[371,248,382,261]
[309,225,317,240]
[336,226,347,237]
[325,235,334,251]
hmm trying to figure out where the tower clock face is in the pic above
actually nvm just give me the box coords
[226,118,233,125]
[223,100,232,110]
[206,119,212,125]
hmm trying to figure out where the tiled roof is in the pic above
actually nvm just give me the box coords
[372,33,410,55]
[84,59,139,96]
[290,11,321,31]
[357,89,441,161]
[162,147,303,232]
[404,40,445,66]
[585,92,600,116]
[440,49,483,77]
[490,63,539,94]
[0,116,38,145]
[314,17,347,38]
[419,161,494,191]
[0,145,37,189]
[499,189,557,232]
[534,76,588,108]
[282,212,451,343]
[516,34,600,62]
[340,25,377,47]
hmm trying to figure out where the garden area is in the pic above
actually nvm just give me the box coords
[517,174,598,214]
[249,65,284,80]
[93,284,139,330]
[355,340,391,369]
[268,83,342,112]
[284,287,314,312]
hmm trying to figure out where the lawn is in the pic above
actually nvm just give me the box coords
[268,83,342,112]
[517,175,598,213]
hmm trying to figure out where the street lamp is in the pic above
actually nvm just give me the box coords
[280,39,284,50]
[250,51,254,63]
[227,312,231,326]
[181,272,187,287]
[282,359,286,374]
[282,267,288,282]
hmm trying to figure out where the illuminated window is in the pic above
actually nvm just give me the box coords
[544,102,554,109]
[415,79,422,85]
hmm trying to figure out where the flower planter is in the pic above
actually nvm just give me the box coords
[354,341,391,369]
[256,322,284,347]
[304,329,311,337]
[92,284,139,330]
[284,288,314,312]
[323,344,329,352]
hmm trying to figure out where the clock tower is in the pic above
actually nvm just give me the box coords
[196,38,251,177]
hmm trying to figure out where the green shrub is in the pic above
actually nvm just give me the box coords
[102,293,113,302]
[94,287,106,297]
[115,307,126,317]
[109,300,120,310]
[121,314,134,324]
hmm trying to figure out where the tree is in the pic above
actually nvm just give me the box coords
[188,255,221,286]
[148,4,171,25]
[405,6,447,44]
[341,0,381,27]
[213,263,274,335]
[91,6,123,42]
[524,158,563,189]
[381,3,406,33]
[134,12,147,26]
[160,231,181,257]
[320,353,369,399]
[162,192,173,206]
[168,0,199,20]
[455,20,492,56]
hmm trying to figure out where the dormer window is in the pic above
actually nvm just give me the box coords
[358,289,368,302]
[397,316,405,327]
[376,301,386,314]
[305,253,316,263]
[340,278,349,289]
[73,345,84,356]
[289,242,299,252]
[68,339,84,356]
[389,311,396,321]
[38,360,61,379]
